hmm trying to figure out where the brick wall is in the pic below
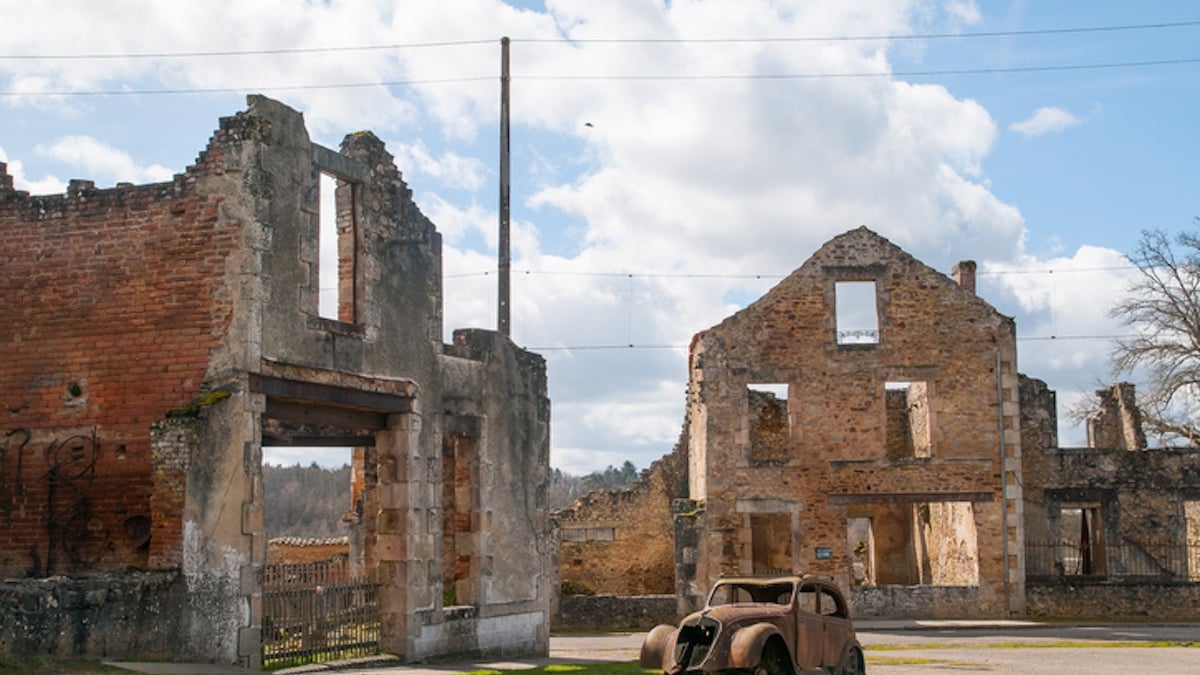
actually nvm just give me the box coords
[0,153,238,577]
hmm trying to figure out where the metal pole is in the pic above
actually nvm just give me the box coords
[498,36,511,337]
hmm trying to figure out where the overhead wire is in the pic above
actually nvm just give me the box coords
[2,18,1198,96]
[3,19,1197,60]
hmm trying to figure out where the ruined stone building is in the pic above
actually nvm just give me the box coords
[1019,380,1200,618]
[677,227,1024,618]
[554,228,1200,621]
[554,444,687,597]
[0,96,554,666]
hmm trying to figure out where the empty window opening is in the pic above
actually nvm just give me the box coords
[317,171,357,322]
[835,281,878,345]
[441,434,478,607]
[885,381,931,458]
[750,512,792,575]
[847,516,874,586]
[748,383,790,465]
[863,501,977,586]
[1057,504,1104,576]
[1185,501,1200,581]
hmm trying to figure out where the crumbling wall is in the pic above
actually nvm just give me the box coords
[0,160,238,579]
[0,572,187,657]
[553,441,687,598]
[1,96,554,666]
[1086,382,1147,450]
[683,228,1023,617]
[1023,382,1199,560]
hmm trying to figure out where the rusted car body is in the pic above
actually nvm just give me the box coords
[640,575,864,675]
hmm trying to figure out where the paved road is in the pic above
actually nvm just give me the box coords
[255,623,1198,675]
[857,623,1200,674]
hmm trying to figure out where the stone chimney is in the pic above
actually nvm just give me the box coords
[0,162,12,192]
[951,260,977,295]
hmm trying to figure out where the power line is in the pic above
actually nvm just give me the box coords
[517,57,1200,82]
[0,39,496,61]
[523,334,1139,351]
[444,264,1136,281]
[4,19,1196,60]
[514,19,1200,44]
[0,76,494,98]
[6,54,1195,98]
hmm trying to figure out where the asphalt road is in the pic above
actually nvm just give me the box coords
[281,623,1198,675]
[857,623,1200,674]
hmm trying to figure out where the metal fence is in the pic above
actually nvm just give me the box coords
[262,559,380,668]
[1025,540,1200,582]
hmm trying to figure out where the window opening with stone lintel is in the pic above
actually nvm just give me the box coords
[317,171,358,323]
[747,383,791,466]
[835,280,878,345]
[846,501,978,587]
[884,381,932,459]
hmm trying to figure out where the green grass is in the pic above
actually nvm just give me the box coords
[459,664,653,675]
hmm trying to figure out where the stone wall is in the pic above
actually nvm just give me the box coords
[682,228,1024,617]
[1,96,554,666]
[1026,582,1200,620]
[553,440,687,596]
[850,584,994,619]
[0,572,186,658]
[555,594,678,631]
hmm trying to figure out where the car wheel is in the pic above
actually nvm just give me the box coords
[753,642,793,675]
[834,645,865,675]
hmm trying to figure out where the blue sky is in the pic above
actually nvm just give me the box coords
[2,1,1197,474]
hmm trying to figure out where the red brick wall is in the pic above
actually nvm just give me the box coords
[0,156,237,577]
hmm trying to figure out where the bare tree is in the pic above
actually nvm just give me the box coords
[1110,223,1200,445]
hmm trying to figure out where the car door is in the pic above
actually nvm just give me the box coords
[793,583,823,670]
[817,586,854,666]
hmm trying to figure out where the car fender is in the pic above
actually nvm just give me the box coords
[728,622,785,669]
[639,624,679,670]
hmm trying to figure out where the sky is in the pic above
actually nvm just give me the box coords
[2,1,1197,475]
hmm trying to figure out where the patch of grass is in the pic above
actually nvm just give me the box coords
[867,655,977,667]
[461,666,649,675]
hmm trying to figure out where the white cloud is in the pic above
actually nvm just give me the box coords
[35,136,175,185]
[980,245,1138,445]
[944,1,982,24]
[1010,106,1083,137]
[391,142,488,191]
[2,1,1123,474]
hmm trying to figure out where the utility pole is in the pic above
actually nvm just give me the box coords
[498,36,511,337]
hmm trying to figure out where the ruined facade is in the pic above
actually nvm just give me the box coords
[677,228,1024,617]
[0,96,553,666]
[1020,380,1200,617]
[553,442,687,597]
[554,229,1200,621]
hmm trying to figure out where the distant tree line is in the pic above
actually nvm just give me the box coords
[263,460,641,539]
[263,462,352,540]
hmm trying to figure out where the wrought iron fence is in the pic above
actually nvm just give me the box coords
[1025,540,1200,582]
[262,559,380,668]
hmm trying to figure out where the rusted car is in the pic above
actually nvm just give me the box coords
[639,575,865,675]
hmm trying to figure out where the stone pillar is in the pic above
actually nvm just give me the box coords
[375,408,421,658]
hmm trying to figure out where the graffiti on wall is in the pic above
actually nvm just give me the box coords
[2,428,105,575]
